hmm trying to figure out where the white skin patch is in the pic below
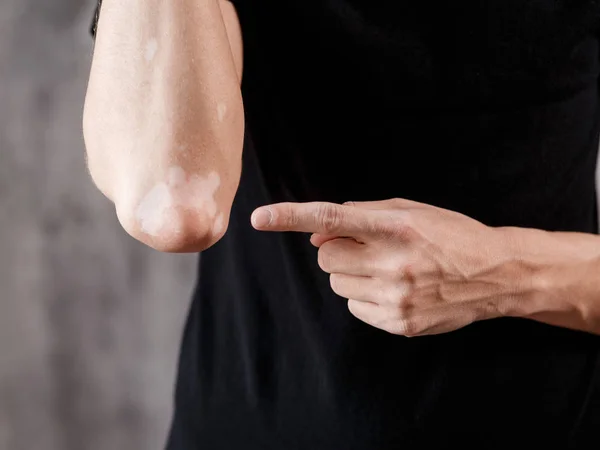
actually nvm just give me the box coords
[145,39,158,62]
[135,183,173,236]
[167,166,186,187]
[217,103,227,123]
[135,167,221,237]
[212,213,225,236]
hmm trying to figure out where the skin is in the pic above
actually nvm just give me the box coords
[251,199,600,337]
[83,0,243,253]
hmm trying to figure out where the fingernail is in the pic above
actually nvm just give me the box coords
[251,208,273,228]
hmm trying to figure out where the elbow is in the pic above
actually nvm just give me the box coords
[113,164,239,253]
[82,97,243,253]
[84,135,239,253]
[116,200,230,253]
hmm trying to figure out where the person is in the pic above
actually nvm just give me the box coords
[84,1,600,448]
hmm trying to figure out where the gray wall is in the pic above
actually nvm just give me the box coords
[0,1,195,449]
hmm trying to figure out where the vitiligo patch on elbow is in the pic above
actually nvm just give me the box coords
[145,39,158,62]
[135,167,222,237]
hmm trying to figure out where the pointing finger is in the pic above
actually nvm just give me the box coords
[251,202,382,238]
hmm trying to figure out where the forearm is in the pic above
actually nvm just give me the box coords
[503,226,600,335]
[83,0,243,252]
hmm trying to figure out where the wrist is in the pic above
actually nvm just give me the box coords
[496,226,550,318]
[500,226,600,333]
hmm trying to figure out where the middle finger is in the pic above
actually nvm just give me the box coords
[318,238,377,276]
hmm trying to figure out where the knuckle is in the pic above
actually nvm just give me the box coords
[374,216,397,236]
[396,262,414,284]
[381,256,409,281]
[389,198,405,208]
[393,259,407,278]
[384,312,417,336]
[392,223,413,241]
[383,284,409,306]
[316,204,341,233]
[387,211,415,240]
[284,204,299,228]
[389,295,414,322]
[389,297,422,336]
[399,320,419,337]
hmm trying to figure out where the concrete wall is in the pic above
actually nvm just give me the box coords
[0,1,195,449]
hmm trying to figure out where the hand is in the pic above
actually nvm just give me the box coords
[251,199,530,337]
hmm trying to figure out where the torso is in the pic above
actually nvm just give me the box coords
[168,2,600,448]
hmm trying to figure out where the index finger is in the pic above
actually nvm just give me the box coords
[344,198,429,210]
[251,202,381,238]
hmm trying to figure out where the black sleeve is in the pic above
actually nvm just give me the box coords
[90,0,101,38]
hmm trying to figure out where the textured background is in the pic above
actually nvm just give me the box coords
[0,1,196,449]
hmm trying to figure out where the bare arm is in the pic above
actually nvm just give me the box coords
[83,0,244,253]
[249,199,600,336]
[503,227,600,335]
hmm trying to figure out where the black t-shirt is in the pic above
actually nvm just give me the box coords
[93,1,600,448]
